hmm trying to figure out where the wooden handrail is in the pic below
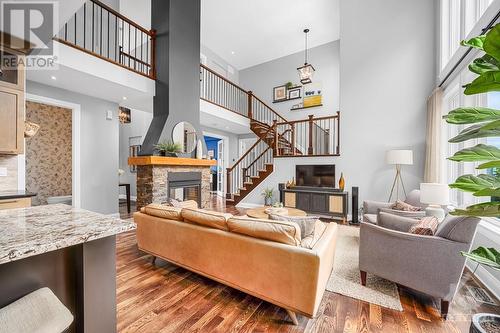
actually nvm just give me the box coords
[200,64,247,94]
[227,126,273,172]
[89,0,151,35]
[251,94,287,123]
[244,147,271,174]
[276,113,339,126]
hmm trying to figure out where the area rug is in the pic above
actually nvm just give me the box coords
[326,225,403,311]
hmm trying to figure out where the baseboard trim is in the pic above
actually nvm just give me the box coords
[119,194,137,201]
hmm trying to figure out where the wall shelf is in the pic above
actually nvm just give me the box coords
[272,96,302,104]
[291,104,323,111]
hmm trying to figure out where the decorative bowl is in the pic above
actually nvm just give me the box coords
[265,207,288,216]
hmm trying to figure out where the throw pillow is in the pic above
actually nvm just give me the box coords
[391,200,422,212]
[409,216,439,236]
[268,214,319,239]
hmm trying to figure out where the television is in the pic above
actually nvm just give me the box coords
[296,165,335,188]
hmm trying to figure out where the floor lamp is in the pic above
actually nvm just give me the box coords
[386,150,413,202]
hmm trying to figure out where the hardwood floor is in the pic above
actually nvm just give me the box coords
[117,196,500,332]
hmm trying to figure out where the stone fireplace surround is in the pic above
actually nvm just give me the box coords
[129,156,215,210]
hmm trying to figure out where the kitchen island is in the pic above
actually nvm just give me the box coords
[0,204,135,333]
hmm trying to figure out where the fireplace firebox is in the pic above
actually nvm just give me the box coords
[168,172,202,206]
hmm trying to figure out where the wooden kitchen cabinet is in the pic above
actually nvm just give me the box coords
[0,86,24,154]
[0,48,25,155]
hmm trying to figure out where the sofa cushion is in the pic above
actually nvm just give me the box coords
[379,207,425,219]
[391,199,422,212]
[141,204,183,221]
[168,199,199,209]
[377,212,419,232]
[181,208,232,231]
[227,217,301,246]
[409,216,439,236]
[435,215,481,243]
[300,220,327,249]
[363,213,378,224]
[268,214,319,239]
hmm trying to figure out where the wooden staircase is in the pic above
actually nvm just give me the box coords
[199,65,340,205]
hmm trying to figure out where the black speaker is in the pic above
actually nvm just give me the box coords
[351,187,359,224]
[278,183,285,203]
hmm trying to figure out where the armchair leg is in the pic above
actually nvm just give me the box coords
[441,300,449,320]
[360,271,367,286]
[151,256,156,265]
[285,309,299,325]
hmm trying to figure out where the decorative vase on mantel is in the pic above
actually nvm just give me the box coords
[339,172,345,191]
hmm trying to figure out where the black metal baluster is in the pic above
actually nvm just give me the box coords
[92,2,94,52]
[100,6,102,55]
[83,3,86,48]
[134,28,137,70]
[74,12,77,44]
[140,31,144,74]
[128,23,131,67]
[115,15,118,62]
[65,22,68,41]
[107,11,110,58]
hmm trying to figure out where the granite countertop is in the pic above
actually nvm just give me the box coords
[0,190,37,200]
[0,204,136,264]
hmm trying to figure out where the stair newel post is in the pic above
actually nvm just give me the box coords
[226,168,231,199]
[247,91,253,119]
[149,29,157,79]
[291,123,295,156]
[273,120,278,157]
[308,114,314,155]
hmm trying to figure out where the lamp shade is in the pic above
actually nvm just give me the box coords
[420,183,449,206]
[386,150,413,165]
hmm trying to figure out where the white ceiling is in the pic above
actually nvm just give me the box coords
[201,0,340,70]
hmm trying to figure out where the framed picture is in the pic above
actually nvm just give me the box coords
[273,85,287,102]
[129,136,142,173]
[288,87,302,100]
[119,107,131,123]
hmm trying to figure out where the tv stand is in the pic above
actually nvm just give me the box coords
[280,186,348,223]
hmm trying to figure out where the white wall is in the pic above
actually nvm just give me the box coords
[27,81,120,215]
[119,109,153,198]
[238,0,436,207]
[119,0,151,30]
[240,41,339,121]
[201,44,239,83]
[338,0,436,205]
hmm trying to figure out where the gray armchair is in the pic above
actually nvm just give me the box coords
[363,189,426,224]
[359,213,480,319]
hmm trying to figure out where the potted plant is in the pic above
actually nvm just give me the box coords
[443,24,500,333]
[261,187,274,206]
[155,141,182,157]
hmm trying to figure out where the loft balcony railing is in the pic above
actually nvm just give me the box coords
[54,0,156,79]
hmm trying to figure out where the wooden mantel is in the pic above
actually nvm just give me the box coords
[128,156,216,167]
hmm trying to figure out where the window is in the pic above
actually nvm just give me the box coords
[440,0,494,70]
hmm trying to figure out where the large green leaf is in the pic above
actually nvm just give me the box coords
[449,174,500,193]
[461,247,500,270]
[477,160,500,169]
[464,71,500,95]
[469,55,500,75]
[484,24,500,62]
[451,201,500,217]
[449,121,500,143]
[448,144,500,162]
[444,107,500,124]
[473,187,500,197]
[461,35,486,50]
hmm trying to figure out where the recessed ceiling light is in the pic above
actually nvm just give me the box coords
[231,51,235,55]
[50,76,57,80]
[122,96,127,100]
[225,126,229,129]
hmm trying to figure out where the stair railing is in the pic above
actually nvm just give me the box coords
[275,112,340,157]
[54,0,156,79]
[226,126,274,198]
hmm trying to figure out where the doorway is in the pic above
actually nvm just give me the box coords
[23,94,81,208]
[203,133,227,197]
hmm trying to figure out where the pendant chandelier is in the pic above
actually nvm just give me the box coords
[297,28,315,85]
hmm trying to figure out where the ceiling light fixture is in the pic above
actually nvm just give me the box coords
[122,96,127,100]
[297,28,315,85]
[51,75,57,80]
[231,51,235,55]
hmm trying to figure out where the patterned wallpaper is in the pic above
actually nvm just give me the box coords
[25,101,72,206]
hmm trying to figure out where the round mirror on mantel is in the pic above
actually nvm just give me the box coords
[172,121,197,155]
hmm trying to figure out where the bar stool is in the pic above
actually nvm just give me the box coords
[0,288,73,333]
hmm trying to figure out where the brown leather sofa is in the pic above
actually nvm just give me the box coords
[134,205,338,324]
